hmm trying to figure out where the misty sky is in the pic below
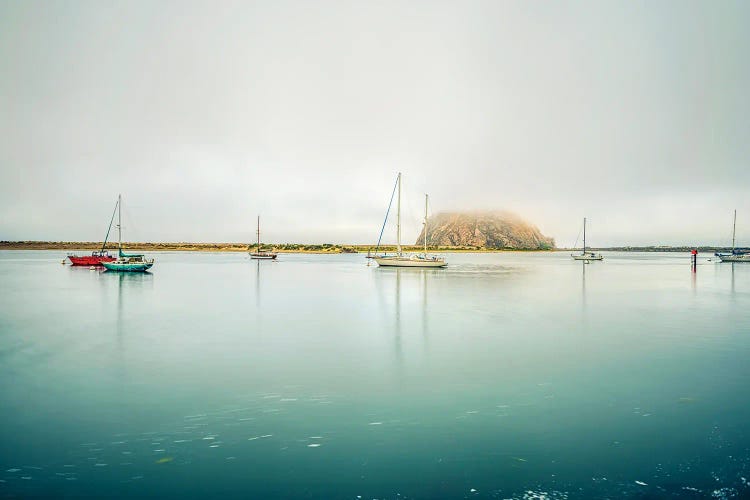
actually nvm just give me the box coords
[1,0,748,247]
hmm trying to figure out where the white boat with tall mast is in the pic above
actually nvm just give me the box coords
[572,217,603,261]
[102,194,155,272]
[374,173,447,268]
[250,215,277,260]
[719,210,750,262]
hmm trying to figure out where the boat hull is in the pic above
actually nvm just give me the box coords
[719,254,750,262]
[68,255,116,266]
[572,254,603,261]
[102,261,154,272]
[374,257,447,268]
[250,253,277,260]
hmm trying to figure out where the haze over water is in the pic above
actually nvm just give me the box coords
[1,251,749,498]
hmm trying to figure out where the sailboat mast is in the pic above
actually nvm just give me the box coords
[582,217,586,253]
[257,215,260,250]
[732,209,737,251]
[396,172,402,256]
[424,194,428,254]
[102,198,119,252]
[118,194,122,250]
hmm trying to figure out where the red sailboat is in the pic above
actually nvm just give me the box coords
[68,250,116,266]
[67,198,119,266]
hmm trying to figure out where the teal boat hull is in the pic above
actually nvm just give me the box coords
[102,261,153,272]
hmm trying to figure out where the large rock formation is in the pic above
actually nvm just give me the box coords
[415,211,554,250]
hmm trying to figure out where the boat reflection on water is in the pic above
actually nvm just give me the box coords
[691,264,697,293]
[110,271,154,337]
[253,256,276,330]
[577,260,593,335]
[395,269,402,367]
[105,268,153,298]
[581,260,587,310]
[103,270,153,378]
[373,267,437,368]
[252,251,277,307]
[422,270,428,351]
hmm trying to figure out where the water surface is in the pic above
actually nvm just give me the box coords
[1,251,749,498]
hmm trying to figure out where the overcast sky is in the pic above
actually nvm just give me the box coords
[1,0,748,247]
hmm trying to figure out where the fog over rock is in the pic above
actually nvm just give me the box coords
[416,211,554,250]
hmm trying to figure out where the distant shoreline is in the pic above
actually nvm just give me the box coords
[0,241,546,253]
[0,241,735,254]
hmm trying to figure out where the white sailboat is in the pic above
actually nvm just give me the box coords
[719,210,750,262]
[250,215,277,260]
[374,173,447,268]
[572,217,603,261]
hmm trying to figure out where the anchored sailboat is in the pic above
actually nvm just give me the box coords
[374,173,447,268]
[67,198,118,266]
[250,215,277,260]
[719,210,750,262]
[572,217,603,261]
[101,194,154,272]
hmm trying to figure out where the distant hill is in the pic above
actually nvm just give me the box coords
[416,211,555,250]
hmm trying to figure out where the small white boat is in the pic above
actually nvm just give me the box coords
[718,210,749,263]
[251,252,277,260]
[373,174,446,268]
[375,254,448,267]
[249,215,278,260]
[573,253,603,261]
[720,253,750,262]
[571,217,603,261]
[375,255,448,267]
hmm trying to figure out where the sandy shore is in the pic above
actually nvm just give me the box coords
[1,242,730,253]
[0,241,554,253]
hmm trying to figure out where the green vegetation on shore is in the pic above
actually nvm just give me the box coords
[0,241,733,253]
[559,246,737,253]
[1,241,551,253]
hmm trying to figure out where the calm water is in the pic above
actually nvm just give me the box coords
[1,251,749,499]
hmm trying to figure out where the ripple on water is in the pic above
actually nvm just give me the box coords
[520,489,569,500]
[711,487,739,498]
